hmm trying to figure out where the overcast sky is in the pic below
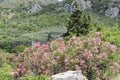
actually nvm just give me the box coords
[57,0,63,2]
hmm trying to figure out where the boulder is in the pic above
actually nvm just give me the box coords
[85,1,92,10]
[78,0,86,10]
[105,7,119,18]
[74,0,92,10]
[51,70,88,80]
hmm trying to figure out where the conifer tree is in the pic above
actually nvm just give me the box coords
[63,9,92,37]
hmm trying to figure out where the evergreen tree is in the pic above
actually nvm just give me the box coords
[63,9,92,37]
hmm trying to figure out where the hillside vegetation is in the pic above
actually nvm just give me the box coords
[0,0,120,80]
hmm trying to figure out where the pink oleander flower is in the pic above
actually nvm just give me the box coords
[82,53,88,57]
[57,37,64,40]
[84,64,87,68]
[93,64,98,70]
[96,77,101,80]
[94,46,99,52]
[93,38,101,45]
[45,69,49,75]
[96,55,102,59]
[18,62,23,68]
[87,41,92,45]
[110,66,115,69]
[51,58,56,64]
[75,65,81,70]
[101,52,107,57]
[42,44,49,48]
[57,47,62,51]
[16,54,21,60]
[111,45,117,52]
[64,59,68,63]
[24,48,29,51]
[96,32,101,35]
[58,43,65,47]
[96,70,102,74]
[72,36,77,40]
[79,60,85,64]
[114,62,120,68]
[103,42,110,48]
[33,42,41,47]
[56,56,60,60]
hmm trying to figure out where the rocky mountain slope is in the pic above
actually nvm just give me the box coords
[0,0,57,8]
[58,0,120,18]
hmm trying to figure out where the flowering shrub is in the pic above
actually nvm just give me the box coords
[12,32,120,80]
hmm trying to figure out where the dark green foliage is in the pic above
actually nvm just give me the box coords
[0,37,31,53]
[12,45,25,53]
[63,9,92,37]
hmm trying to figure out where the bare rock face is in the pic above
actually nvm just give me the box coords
[78,0,92,10]
[57,0,92,12]
[78,0,86,10]
[85,1,92,10]
[51,70,88,80]
[27,4,41,13]
[105,7,119,18]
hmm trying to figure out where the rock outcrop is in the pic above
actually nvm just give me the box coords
[105,7,119,18]
[27,3,41,13]
[57,0,92,12]
[78,0,92,10]
[51,70,88,80]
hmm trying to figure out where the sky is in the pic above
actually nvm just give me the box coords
[57,0,63,2]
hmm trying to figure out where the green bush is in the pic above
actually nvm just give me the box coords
[0,37,31,53]
[0,64,12,80]
[12,45,25,53]
[98,25,120,53]
[0,50,12,67]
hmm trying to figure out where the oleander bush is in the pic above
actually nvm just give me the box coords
[12,31,120,80]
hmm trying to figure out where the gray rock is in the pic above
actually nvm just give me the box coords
[64,4,71,12]
[85,1,92,10]
[56,0,92,12]
[78,0,86,10]
[51,70,88,80]
[105,7,119,18]
[28,4,41,13]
